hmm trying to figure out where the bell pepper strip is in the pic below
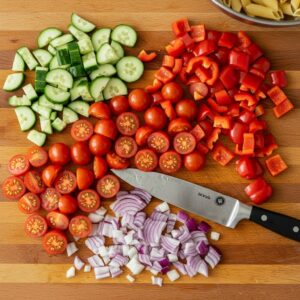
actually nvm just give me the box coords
[249,119,267,133]
[236,157,263,180]
[186,75,200,85]
[197,103,215,121]
[154,67,175,84]
[197,142,209,154]
[165,38,185,57]
[234,92,257,106]
[190,25,206,42]
[229,50,250,72]
[242,133,255,155]
[172,58,183,74]
[213,115,232,129]
[180,33,194,50]
[182,52,194,66]
[151,92,164,104]
[195,66,210,82]
[207,98,228,113]
[219,66,239,90]
[138,50,157,62]
[193,39,217,56]
[267,86,287,106]
[254,132,265,149]
[179,67,188,83]
[237,31,252,49]
[265,154,288,177]
[244,43,263,63]
[162,55,175,68]
[252,57,271,74]
[172,18,191,37]
[241,73,263,93]
[190,124,205,142]
[238,110,255,124]
[239,100,256,112]
[160,100,176,120]
[206,61,219,85]
[273,98,294,118]
[270,70,287,88]
[215,89,232,105]
[218,32,238,49]
[244,177,272,204]
[227,103,240,117]
[211,143,235,166]
[206,128,221,149]
[145,79,163,93]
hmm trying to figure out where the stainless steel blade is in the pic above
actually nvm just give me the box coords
[112,168,252,228]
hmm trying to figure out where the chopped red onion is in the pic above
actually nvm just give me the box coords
[121,213,135,228]
[167,253,178,263]
[197,221,211,233]
[185,263,196,278]
[183,242,198,257]
[173,261,187,275]
[101,222,113,238]
[148,267,159,276]
[116,191,129,197]
[112,229,124,240]
[177,210,189,223]
[122,245,130,256]
[138,254,152,266]
[126,255,145,275]
[167,269,180,282]
[130,188,152,204]
[83,264,91,273]
[109,266,123,278]
[88,212,104,223]
[171,229,181,239]
[102,256,110,265]
[198,260,208,277]
[187,255,202,277]
[98,245,109,257]
[89,223,99,236]
[85,236,105,254]
[74,256,84,270]
[150,210,168,222]
[88,255,104,268]
[128,247,138,258]
[152,260,162,272]
[155,202,170,213]
[108,245,123,258]
[95,206,107,216]
[126,274,135,282]
[177,228,191,244]
[161,266,170,274]
[158,258,169,268]
[133,212,146,228]
[111,196,146,217]
[66,266,75,279]
[124,230,135,245]
[136,228,145,240]
[150,248,165,261]
[151,276,163,287]
[204,246,221,269]
[161,236,180,254]
[143,219,166,244]
[94,266,110,279]
[196,241,209,256]
[178,249,186,260]
[136,244,149,254]
[166,213,176,233]
[185,218,198,232]
[210,231,220,241]
[191,231,208,245]
[66,242,78,257]
[109,254,129,267]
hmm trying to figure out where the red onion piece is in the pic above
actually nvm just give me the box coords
[197,221,211,233]
[161,236,180,254]
[177,210,189,223]
[88,255,104,268]
[185,218,198,232]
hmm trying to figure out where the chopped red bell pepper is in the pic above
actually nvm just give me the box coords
[197,142,209,154]
[255,104,265,117]
[237,31,252,49]
[190,124,205,142]
[207,30,221,42]
[190,25,206,42]
[234,92,257,106]
[215,89,232,105]
[179,67,188,83]
[172,18,191,37]
[213,115,232,129]
[210,80,225,95]
[186,75,200,85]
[239,110,255,124]
[254,132,265,149]
[229,122,249,144]
[273,99,294,118]
[154,67,175,84]
[151,92,164,104]
[236,157,263,180]
[249,119,267,133]
[241,73,263,93]
[195,66,210,82]
[160,100,176,120]
[182,52,194,66]
[172,58,183,74]
[199,120,213,136]
[162,55,175,68]
[242,133,255,155]
[227,103,240,117]
[138,50,157,62]
[180,33,194,50]
[255,89,266,100]
[193,39,217,56]
[206,61,219,86]
[239,100,256,112]
[245,177,272,204]
[267,86,287,106]
[214,48,230,65]
[261,134,278,157]
[244,43,263,63]
[270,70,287,88]
[265,154,288,177]
[207,98,228,113]
[229,50,250,72]
[218,32,238,49]
[252,57,270,74]
[211,143,234,166]
[219,66,239,90]
[249,67,266,79]
[206,128,221,149]
[145,79,163,93]
[165,38,185,57]
[197,103,214,121]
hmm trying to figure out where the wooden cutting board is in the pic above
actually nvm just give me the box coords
[0,0,299,299]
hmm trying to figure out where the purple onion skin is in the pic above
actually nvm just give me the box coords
[197,221,211,233]
[177,210,189,223]
[198,241,209,257]
[161,266,170,275]
[159,258,170,268]
[186,218,198,232]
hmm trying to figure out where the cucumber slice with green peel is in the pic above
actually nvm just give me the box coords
[89,64,116,80]
[35,67,48,93]
[44,85,70,104]
[52,117,67,132]
[92,28,111,51]
[40,117,53,134]
[49,56,70,70]
[110,41,124,64]
[68,24,90,41]
[46,69,73,89]
[8,95,31,107]
[111,25,137,47]
[68,100,90,117]
[33,49,53,67]
[3,73,25,91]
[68,42,82,65]
[22,84,38,100]
[27,130,46,146]
[32,101,52,119]
[12,53,25,71]
[15,106,36,131]
[69,64,86,78]
[103,77,128,100]
[116,56,144,83]
[63,107,79,124]
[77,80,93,101]
[57,48,71,65]
[71,13,96,33]
[95,92,104,102]
[78,38,94,55]
[50,111,57,121]
[96,43,119,65]
[35,81,47,94]
[48,44,57,56]
[39,94,63,111]
[70,78,86,100]
[38,28,62,48]
[17,47,39,70]
[82,52,98,72]
[90,77,110,101]
[50,34,74,48]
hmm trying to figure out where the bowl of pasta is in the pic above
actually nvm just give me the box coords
[211,0,300,26]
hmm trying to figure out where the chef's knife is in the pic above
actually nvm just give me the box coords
[112,168,300,242]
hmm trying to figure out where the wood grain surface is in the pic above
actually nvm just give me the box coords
[0,1,299,299]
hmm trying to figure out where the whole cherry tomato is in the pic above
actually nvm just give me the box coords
[70,142,91,165]
[144,107,167,130]
[109,95,130,115]
[184,151,206,171]
[128,89,151,111]
[48,143,70,166]
[175,99,198,121]
[161,82,183,103]
[89,134,112,156]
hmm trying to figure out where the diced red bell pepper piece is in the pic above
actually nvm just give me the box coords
[273,99,294,118]
[197,103,214,121]
[207,30,222,42]
[190,124,205,142]
[199,120,213,137]
[219,66,239,90]
[245,177,272,204]
[180,33,194,50]
[213,115,232,129]
[229,122,249,144]
[172,58,183,74]
[236,157,263,180]
[160,100,176,120]
[193,40,217,56]
[186,75,200,85]
[255,104,265,117]
[267,86,287,106]
[151,92,164,104]
[255,132,265,149]
[162,55,175,68]
[165,39,185,57]
[249,119,267,133]
[237,31,252,49]
[218,32,238,49]
[262,134,278,157]
[241,73,263,93]
[195,66,210,82]
[210,80,225,95]
[179,67,188,83]
[206,128,221,149]
[215,89,232,105]
[265,154,288,177]
[252,57,270,74]
[242,133,255,155]
[214,48,230,65]
[155,67,175,84]
[244,43,263,63]
[197,142,209,154]
[211,143,235,166]
[227,103,240,117]
[207,98,228,113]
[239,110,255,124]
[229,50,250,72]
[138,50,157,62]
[234,92,257,106]
[182,52,194,66]
[255,89,266,100]
[172,18,191,37]
[269,70,287,88]
[190,25,206,42]
[249,67,266,79]
[145,79,163,94]
[239,101,256,112]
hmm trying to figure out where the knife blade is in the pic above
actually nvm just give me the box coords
[112,168,300,242]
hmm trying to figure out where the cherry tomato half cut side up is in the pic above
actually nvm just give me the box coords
[76,167,94,190]
[42,230,67,255]
[69,215,92,238]
[77,189,100,213]
[70,141,92,166]
[106,152,130,170]
[115,136,138,158]
[159,151,182,174]
[116,112,140,136]
[96,174,120,199]
[46,211,69,230]
[134,149,158,172]
[42,165,62,188]
[88,102,111,119]
[54,170,77,194]
[8,154,30,176]
[18,193,40,214]
[24,214,48,238]
[173,132,196,155]
[41,188,60,211]
[48,143,70,166]
[24,171,45,194]
[147,131,170,154]
[71,120,94,142]
[27,146,48,168]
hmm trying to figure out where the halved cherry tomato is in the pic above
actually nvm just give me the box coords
[24,214,48,238]
[69,215,92,238]
[42,230,67,255]
[41,188,60,211]
[168,118,192,135]
[175,99,197,121]
[134,149,158,172]
[18,193,40,214]
[116,112,140,136]
[88,102,111,119]
[58,194,78,214]
[2,176,26,200]
[27,146,48,168]
[135,126,154,146]
[144,107,167,130]
[46,211,69,230]
[89,134,112,156]
[54,170,77,194]
[77,189,100,213]
[160,100,176,120]
[8,154,30,176]
[42,165,61,188]
[76,167,94,190]
[70,142,91,165]
[115,136,138,158]
[109,95,130,115]
[236,157,263,179]
[49,143,71,166]
[159,151,182,173]
[24,171,45,194]
[265,154,287,177]
[173,132,196,155]
[71,120,94,142]
[106,152,130,169]
[147,131,170,154]
[184,151,206,171]
[161,82,183,103]
[94,156,108,179]
[94,119,118,140]
[96,174,120,198]
[128,89,151,111]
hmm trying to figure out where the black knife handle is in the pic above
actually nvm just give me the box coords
[249,206,300,242]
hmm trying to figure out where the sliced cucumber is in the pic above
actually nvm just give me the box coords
[39,94,63,111]
[111,25,137,47]
[69,64,86,78]
[116,56,144,83]
[50,34,74,48]
[77,79,93,101]
[68,24,90,41]
[22,84,38,100]
[57,47,71,65]
[40,117,53,134]
[44,85,70,104]
[12,53,25,72]
[3,73,25,92]
[17,47,38,70]
[50,111,57,121]
[78,38,94,55]
[32,101,52,119]
[33,49,52,67]
[71,13,96,33]
[82,52,97,72]
[27,129,46,146]
[49,55,70,70]
[110,41,124,64]
[52,117,67,132]
[68,42,82,65]
[103,77,128,100]
[96,43,118,65]
[35,66,48,93]
[46,69,73,89]
[92,28,111,51]
[68,100,90,117]
[90,77,110,101]
[8,95,31,107]
[38,28,62,48]
[89,64,116,80]
[48,44,57,56]
[70,78,85,100]
[95,92,104,102]
[15,106,36,131]
[63,107,79,124]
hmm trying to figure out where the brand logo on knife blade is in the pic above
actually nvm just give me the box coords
[197,192,211,200]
